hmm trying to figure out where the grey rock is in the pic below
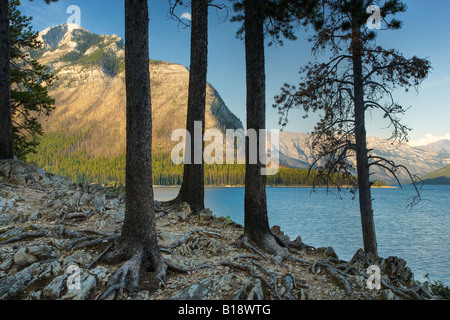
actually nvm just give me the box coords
[79,193,92,207]
[67,191,82,210]
[271,225,290,242]
[28,245,57,260]
[235,278,264,300]
[27,290,43,300]
[382,289,395,300]
[247,279,264,300]
[43,274,68,299]
[14,248,38,269]
[63,251,93,267]
[88,184,106,194]
[0,197,7,212]
[0,262,50,299]
[317,247,339,260]
[199,208,213,221]
[0,257,14,271]
[92,194,106,212]
[28,212,41,222]
[135,291,150,300]
[170,278,214,300]
[175,210,189,222]
[70,274,97,300]
[106,198,121,209]
[89,266,109,284]
[103,210,125,226]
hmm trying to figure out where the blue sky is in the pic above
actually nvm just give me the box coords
[19,0,450,146]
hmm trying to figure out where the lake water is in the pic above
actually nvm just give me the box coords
[154,185,450,285]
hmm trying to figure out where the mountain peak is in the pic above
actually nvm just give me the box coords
[419,139,450,157]
[38,23,89,50]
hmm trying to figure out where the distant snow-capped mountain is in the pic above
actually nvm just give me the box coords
[271,132,450,184]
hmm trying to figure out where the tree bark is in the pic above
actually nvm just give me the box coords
[351,26,378,256]
[0,0,13,160]
[111,0,165,274]
[174,0,208,214]
[243,0,273,246]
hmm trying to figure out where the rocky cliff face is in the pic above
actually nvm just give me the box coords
[34,23,243,159]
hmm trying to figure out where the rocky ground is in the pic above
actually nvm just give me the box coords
[0,160,439,300]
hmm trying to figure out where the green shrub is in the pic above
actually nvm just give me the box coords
[424,274,450,299]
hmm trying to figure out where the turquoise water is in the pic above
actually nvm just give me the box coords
[154,185,450,285]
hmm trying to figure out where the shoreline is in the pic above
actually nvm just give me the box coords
[153,185,399,189]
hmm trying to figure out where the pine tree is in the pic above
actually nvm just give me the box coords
[0,0,13,159]
[9,0,56,160]
[0,0,57,160]
[232,0,319,257]
[274,0,431,256]
[168,0,209,213]
[100,0,166,299]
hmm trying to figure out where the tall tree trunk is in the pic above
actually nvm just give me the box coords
[173,0,208,213]
[101,0,166,298]
[352,27,378,256]
[0,0,13,160]
[243,0,285,257]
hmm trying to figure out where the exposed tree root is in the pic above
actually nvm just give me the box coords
[310,257,436,300]
[380,279,434,300]
[161,228,223,250]
[328,267,355,297]
[237,236,267,259]
[220,259,278,298]
[236,233,296,265]
[66,234,119,251]
[72,235,120,251]
[65,212,89,220]
[166,261,212,274]
[66,236,97,250]
[0,230,46,245]
[99,242,169,300]
[0,226,14,235]
[283,274,296,300]
[100,248,145,300]
[60,227,84,239]
[87,243,115,269]
[286,255,310,266]
[160,197,182,209]
[312,258,355,297]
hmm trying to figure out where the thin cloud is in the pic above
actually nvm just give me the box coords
[180,12,192,21]
[409,133,450,147]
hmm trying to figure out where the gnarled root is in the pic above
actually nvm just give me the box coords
[237,233,289,264]
[100,249,144,300]
[99,243,167,300]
